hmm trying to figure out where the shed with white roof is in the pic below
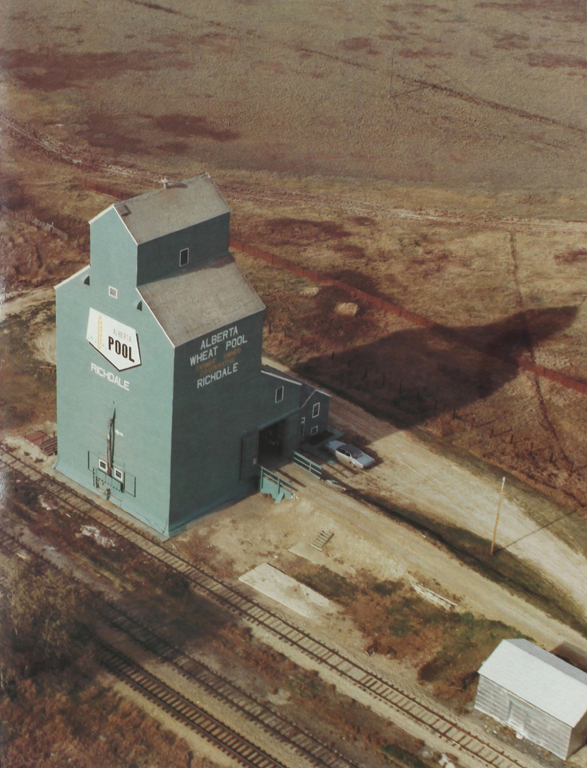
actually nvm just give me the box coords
[475,638,587,759]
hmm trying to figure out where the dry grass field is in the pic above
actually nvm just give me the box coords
[1,0,586,608]
[1,0,587,763]
[1,0,586,195]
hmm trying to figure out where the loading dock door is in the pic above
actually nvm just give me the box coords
[240,431,259,480]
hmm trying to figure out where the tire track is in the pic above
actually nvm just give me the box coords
[507,231,572,465]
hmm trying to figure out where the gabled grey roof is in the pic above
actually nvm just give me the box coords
[139,254,265,347]
[113,174,230,245]
[478,639,587,727]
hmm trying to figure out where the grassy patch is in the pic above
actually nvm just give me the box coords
[293,564,526,706]
[0,548,201,767]
[0,671,201,768]
[295,565,358,601]
[382,743,433,768]
[212,624,438,767]
[416,610,525,703]
[346,488,587,637]
[0,299,55,429]
[286,669,322,699]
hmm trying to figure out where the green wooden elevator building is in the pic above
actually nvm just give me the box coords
[55,175,330,536]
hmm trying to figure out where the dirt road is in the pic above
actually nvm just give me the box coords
[261,355,587,633]
[328,394,587,622]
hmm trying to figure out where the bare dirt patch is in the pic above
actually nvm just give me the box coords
[527,53,587,70]
[153,114,240,143]
[338,37,381,55]
[0,48,166,91]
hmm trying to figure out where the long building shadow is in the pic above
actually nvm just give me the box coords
[296,306,578,433]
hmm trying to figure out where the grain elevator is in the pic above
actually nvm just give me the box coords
[55,175,329,536]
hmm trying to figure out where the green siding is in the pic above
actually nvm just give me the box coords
[169,312,265,530]
[89,209,138,300]
[136,214,230,286]
[56,216,175,535]
[301,390,330,437]
[56,180,331,538]
[257,372,301,430]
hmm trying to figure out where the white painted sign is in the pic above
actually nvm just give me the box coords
[189,325,247,367]
[90,362,130,391]
[87,308,141,371]
[189,324,248,389]
[197,362,239,389]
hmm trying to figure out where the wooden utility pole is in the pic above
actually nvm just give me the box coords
[490,477,506,556]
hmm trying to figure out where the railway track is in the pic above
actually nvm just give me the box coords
[0,526,360,768]
[101,603,360,768]
[0,534,287,768]
[98,643,287,768]
[0,445,534,768]
[0,543,287,768]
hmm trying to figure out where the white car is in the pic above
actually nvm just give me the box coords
[325,440,375,470]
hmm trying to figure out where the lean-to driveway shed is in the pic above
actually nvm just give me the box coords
[475,638,587,759]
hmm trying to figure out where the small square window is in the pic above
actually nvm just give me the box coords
[311,426,319,435]
[113,467,124,482]
[275,386,284,403]
[98,459,107,473]
[312,402,320,418]
[179,248,189,267]
[108,286,118,299]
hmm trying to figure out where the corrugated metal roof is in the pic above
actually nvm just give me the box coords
[478,639,587,726]
[139,253,264,347]
[113,174,230,245]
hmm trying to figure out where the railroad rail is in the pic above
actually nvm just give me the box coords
[0,445,533,768]
[98,643,287,768]
[0,525,360,768]
[101,602,359,768]
[0,537,286,768]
